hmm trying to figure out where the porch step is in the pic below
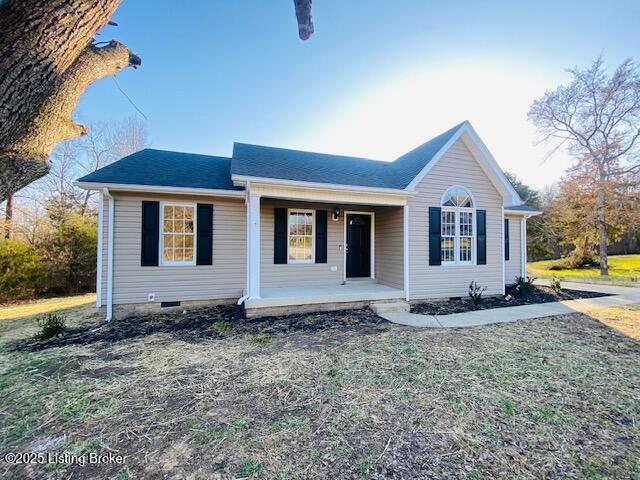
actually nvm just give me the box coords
[370,301,410,314]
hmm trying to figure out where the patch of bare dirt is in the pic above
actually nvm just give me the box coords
[11,306,389,352]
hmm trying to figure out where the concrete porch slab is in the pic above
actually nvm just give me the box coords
[245,283,405,309]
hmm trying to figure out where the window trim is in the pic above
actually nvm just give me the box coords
[440,186,476,267]
[287,208,315,264]
[159,201,197,267]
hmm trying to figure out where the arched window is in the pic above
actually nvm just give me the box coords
[442,186,473,207]
[441,186,475,264]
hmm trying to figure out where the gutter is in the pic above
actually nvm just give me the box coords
[74,181,245,198]
[103,187,115,322]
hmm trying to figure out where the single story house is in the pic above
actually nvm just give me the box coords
[76,121,540,319]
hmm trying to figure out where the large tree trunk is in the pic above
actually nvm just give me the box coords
[597,170,609,276]
[0,0,140,202]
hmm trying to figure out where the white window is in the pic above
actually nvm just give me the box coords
[288,209,314,263]
[441,187,475,265]
[161,203,196,266]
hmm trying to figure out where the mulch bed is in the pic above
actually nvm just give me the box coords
[12,306,390,352]
[411,285,610,315]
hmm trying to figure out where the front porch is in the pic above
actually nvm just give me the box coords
[245,281,405,311]
[242,181,411,316]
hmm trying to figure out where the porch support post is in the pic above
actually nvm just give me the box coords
[247,191,261,299]
[403,202,410,301]
[521,216,527,278]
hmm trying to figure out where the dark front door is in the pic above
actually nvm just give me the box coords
[346,214,371,278]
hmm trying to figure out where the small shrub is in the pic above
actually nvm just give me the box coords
[35,313,66,340]
[514,276,537,296]
[210,320,230,333]
[550,276,562,294]
[253,334,272,344]
[468,281,487,309]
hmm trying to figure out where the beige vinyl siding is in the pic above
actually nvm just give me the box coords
[505,215,522,284]
[106,192,246,305]
[260,200,377,288]
[408,138,504,299]
[374,206,404,289]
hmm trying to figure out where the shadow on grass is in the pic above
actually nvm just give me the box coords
[9,306,391,352]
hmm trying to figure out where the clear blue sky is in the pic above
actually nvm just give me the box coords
[77,0,640,188]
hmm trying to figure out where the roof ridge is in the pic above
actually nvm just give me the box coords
[141,147,231,161]
[233,142,390,164]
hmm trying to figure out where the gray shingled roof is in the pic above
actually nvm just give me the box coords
[230,122,464,189]
[79,124,466,192]
[231,143,398,189]
[390,122,466,188]
[77,149,238,191]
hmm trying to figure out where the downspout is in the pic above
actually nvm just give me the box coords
[235,182,251,313]
[103,188,115,322]
[96,191,103,308]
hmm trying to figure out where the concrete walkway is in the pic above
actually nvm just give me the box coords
[382,281,640,328]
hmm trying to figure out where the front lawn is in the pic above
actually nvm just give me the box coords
[528,254,640,286]
[1,302,639,479]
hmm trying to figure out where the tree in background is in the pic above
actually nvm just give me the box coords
[528,57,640,275]
[505,172,554,261]
[79,116,148,214]
[0,239,46,302]
[0,116,148,300]
[547,160,640,268]
[39,212,98,295]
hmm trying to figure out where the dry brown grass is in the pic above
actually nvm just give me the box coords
[588,304,640,340]
[0,294,95,321]
[1,303,639,479]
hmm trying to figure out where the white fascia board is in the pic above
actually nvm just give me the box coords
[504,209,542,217]
[404,121,523,206]
[231,175,414,197]
[73,182,245,198]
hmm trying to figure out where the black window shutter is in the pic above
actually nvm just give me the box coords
[196,203,213,265]
[274,208,287,264]
[477,209,487,265]
[504,218,510,261]
[315,209,327,263]
[141,201,159,266]
[428,207,441,266]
